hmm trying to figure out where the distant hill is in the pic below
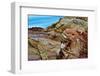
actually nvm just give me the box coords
[28,27,44,34]
[28,27,44,31]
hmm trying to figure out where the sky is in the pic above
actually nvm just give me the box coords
[28,15,63,28]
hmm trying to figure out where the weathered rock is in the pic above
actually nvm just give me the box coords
[28,55,41,60]
[28,16,88,60]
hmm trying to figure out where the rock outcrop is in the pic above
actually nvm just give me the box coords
[28,16,88,60]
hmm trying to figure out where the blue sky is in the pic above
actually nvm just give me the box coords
[28,15,63,28]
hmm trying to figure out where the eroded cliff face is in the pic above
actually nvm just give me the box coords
[28,16,88,60]
[47,16,87,32]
